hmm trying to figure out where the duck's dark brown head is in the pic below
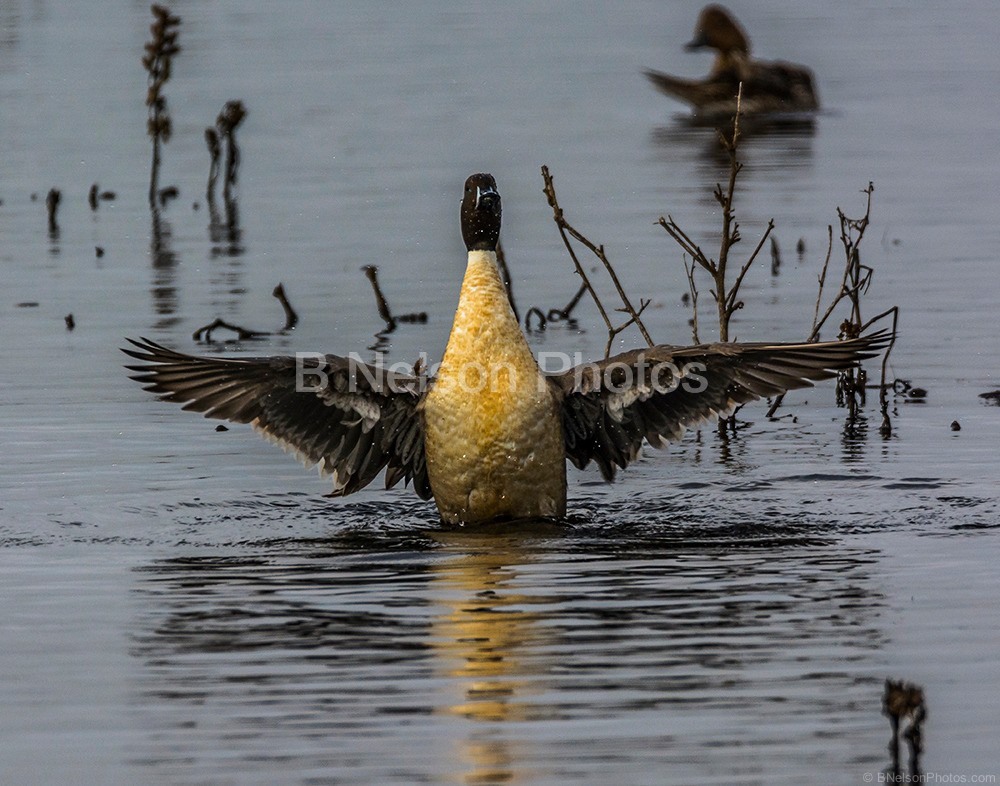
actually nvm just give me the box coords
[685,4,750,55]
[461,173,501,252]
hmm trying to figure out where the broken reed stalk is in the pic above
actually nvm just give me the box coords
[192,282,301,342]
[362,265,427,335]
[205,128,221,205]
[363,265,396,331]
[864,305,899,436]
[217,100,247,205]
[549,281,588,325]
[495,239,519,321]
[88,183,118,210]
[45,188,61,235]
[540,165,654,357]
[272,283,298,331]
[883,679,926,777]
[143,4,181,209]
[192,318,267,342]
[810,225,836,335]
[658,83,774,344]
[524,281,588,333]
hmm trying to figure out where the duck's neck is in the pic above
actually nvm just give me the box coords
[442,249,530,366]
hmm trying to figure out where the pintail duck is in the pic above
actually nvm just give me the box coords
[125,173,884,525]
[645,4,819,120]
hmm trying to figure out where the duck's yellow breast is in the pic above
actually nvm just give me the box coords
[422,251,567,524]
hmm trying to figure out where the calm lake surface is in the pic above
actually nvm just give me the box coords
[2,1,999,784]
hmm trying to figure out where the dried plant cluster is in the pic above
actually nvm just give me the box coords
[528,84,897,433]
[143,4,181,207]
[883,679,926,777]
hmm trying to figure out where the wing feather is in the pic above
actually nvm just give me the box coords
[551,331,889,479]
[123,337,432,500]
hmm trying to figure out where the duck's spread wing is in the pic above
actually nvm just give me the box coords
[550,332,889,480]
[123,337,431,499]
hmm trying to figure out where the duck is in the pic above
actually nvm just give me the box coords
[644,4,819,120]
[124,173,885,525]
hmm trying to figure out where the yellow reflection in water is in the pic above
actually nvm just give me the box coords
[428,530,554,784]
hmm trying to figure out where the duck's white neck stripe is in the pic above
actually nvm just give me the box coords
[466,249,498,268]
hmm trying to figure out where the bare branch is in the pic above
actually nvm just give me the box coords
[810,225,835,338]
[682,254,700,344]
[725,219,775,317]
[541,165,655,354]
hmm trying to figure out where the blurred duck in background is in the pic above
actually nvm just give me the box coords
[645,4,819,121]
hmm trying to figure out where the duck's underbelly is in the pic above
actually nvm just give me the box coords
[423,378,567,524]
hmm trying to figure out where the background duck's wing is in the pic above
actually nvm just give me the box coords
[549,332,888,480]
[123,337,431,499]
[644,67,740,108]
[742,59,820,110]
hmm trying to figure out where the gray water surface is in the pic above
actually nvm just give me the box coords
[1,1,999,784]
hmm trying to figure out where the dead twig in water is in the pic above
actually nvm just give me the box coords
[272,283,298,330]
[809,184,876,342]
[658,84,775,344]
[362,265,428,335]
[205,128,221,205]
[495,239,519,321]
[681,254,700,344]
[192,318,268,343]
[553,281,588,323]
[88,183,115,211]
[822,184,878,423]
[524,281,588,333]
[363,265,395,331]
[524,307,547,331]
[45,188,61,236]
[216,100,247,206]
[541,165,654,357]
[861,305,899,436]
[883,679,926,778]
[766,184,898,427]
[204,100,246,251]
[192,282,301,342]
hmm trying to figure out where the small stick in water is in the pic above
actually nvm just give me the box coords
[46,188,61,234]
[192,318,268,343]
[272,283,299,331]
[363,265,396,331]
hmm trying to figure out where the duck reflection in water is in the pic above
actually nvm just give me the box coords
[126,510,890,782]
[429,529,558,783]
[125,525,555,785]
